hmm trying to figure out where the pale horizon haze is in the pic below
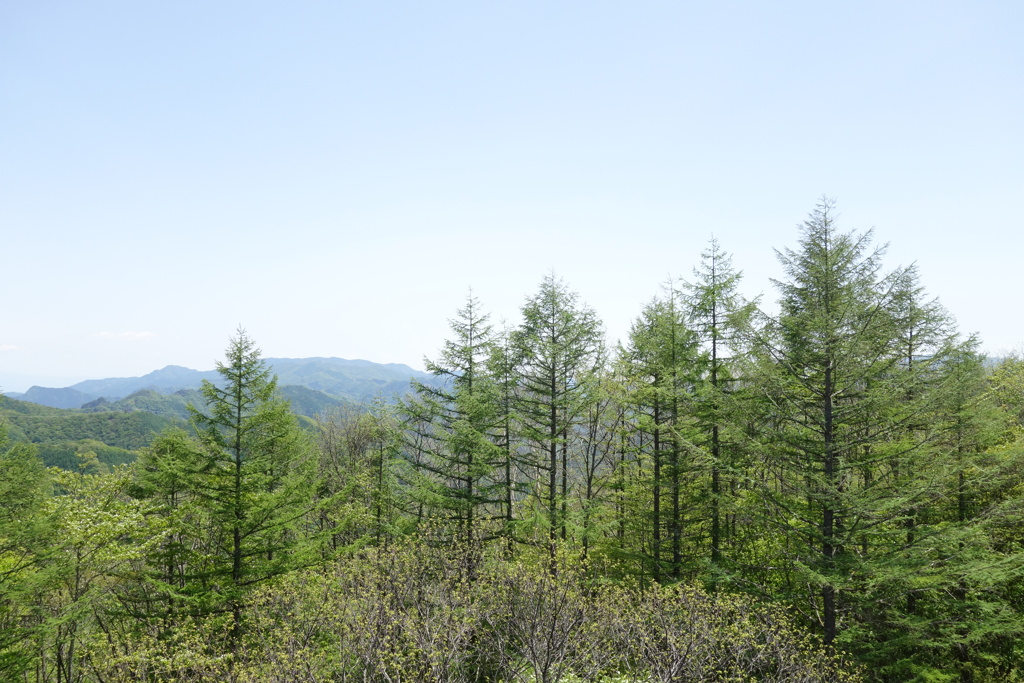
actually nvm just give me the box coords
[3,2,1022,393]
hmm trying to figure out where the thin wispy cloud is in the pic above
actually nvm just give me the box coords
[93,331,158,342]
[0,345,21,352]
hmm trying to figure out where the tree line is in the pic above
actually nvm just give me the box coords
[3,199,1024,681]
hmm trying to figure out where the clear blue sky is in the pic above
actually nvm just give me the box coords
[3,1,1022,392]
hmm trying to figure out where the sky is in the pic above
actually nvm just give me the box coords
[2,1,1022,393]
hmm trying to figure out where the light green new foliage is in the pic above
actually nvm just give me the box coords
[42,461,155,683]
[0,424,51,677]
[990,354,1024,428]
[314,404,393,553]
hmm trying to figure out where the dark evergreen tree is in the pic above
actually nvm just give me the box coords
[127,428,208,623]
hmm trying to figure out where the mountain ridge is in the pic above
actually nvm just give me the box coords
[6,357,436,410]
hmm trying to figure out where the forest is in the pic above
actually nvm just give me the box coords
[3,199,1024,682]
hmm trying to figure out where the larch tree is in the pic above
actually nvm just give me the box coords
[621,283,701,582]
[487,324,523,556]
[912,343,1017,682]
[137,329,318,652]
[512,274,604,569]
[683,238,757,578]
[746,199,960,647]
[401,293,503,555]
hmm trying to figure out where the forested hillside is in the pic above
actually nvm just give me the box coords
[1,361,419,469]
[3,201,1024,682]
[0,396,179,469]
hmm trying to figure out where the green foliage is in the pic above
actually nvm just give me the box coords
[10,202,1024,681]
[79,387,209,421]
[38,463,156,683]
[513,273,606,565]
[128,329,320,654]
[0,425,51,677]
[1,397,175,448]
[314,402,404,552]
[89,540,855,683]
[743,200,957,645]
[990,355,1024,429]
[683,238,758,579]
[621,281,703,582]
[401,293,505,552]
[35,439,137,470]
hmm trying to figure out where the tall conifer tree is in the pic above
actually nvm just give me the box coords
[401,294,503,553]
[622,284,700,581]
[684,238,756,578]
[748,199,955,646]
[513,274,604,569]
[134,329,316,652]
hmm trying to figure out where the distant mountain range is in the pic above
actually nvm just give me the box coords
[0,358,440,470]
[6,357,437,413]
